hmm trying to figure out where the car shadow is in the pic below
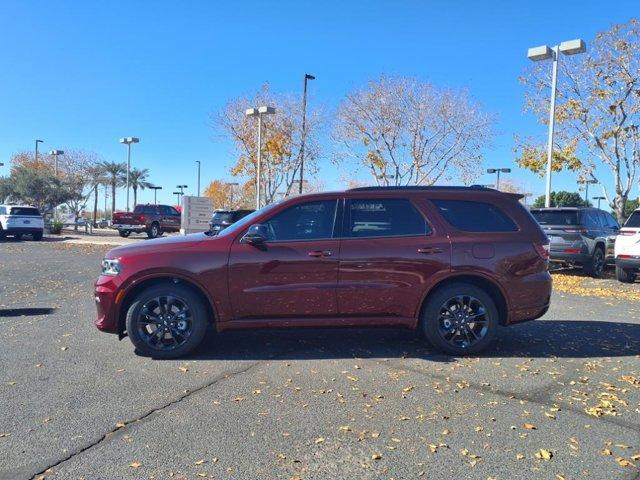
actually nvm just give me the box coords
[0,307,56,317]
[185,320,640,361]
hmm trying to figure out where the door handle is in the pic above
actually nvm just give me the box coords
[417,247,443,254]
[308,250,332,257]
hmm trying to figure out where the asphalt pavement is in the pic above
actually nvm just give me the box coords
[1,240,638,480]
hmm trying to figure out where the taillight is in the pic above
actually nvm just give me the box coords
[534,242,550,260]
[618,229,637,236]
[562,227,587,234]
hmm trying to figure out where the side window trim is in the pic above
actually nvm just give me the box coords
[341,197,432,239]
[262,199,339,244]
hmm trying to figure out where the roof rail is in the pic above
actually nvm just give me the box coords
[348,185,495,192]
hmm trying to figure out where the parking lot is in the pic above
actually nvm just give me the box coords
[1,240,638,480]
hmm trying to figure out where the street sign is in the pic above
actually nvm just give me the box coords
[180,196,214,234]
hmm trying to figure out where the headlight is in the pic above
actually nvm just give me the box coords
[101,259,122,276]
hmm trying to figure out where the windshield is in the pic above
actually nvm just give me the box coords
[214,202,281,237]
[10,207,41,216]
[211,212,234,224]
[531,210,578,226]
[624,211,640,228]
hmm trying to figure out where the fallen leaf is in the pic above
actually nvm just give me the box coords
[129,462,142,469]
[523,423,537,430]
[314,437,325,444]
[535,449,553,460]
[115,422,126,428]
[195,459,205,465]
[371,453,382,460]
[616,457,636,468]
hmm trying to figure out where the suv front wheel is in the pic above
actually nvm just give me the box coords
[420,283,499,356]
[125,284,209,359]
[616,265,636,283]
[147,222,160,239]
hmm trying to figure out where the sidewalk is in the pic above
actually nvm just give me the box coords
[43,228,177,246]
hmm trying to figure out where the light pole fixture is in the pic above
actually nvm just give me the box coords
[528,38,586,207]
[246,105,276,209]
[195,161,201,196]
[578,179,597,206]
[593,196,606,209]
[49,150,64,177]
[173,191,182,205]
[299,73,315,194]
[149,185,162,204]
[35,139,44,163]
[119,136,140,212]
[486,167,511,190]
[176,184,188,195]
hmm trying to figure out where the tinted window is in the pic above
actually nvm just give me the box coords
[625,211,640,228]
[605,213,619,229]
[531,210,578,226]
[212,212,234,224]
[9,207,40,216]
[134,205,156,214]
[582,210,600,228]
[264,200,337,241]
[434,200,517,232]
[345,199,429,238]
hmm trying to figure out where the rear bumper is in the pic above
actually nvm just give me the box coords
[549,250,590,264]
[506,271,552,325]
[112,224,147,232]
[616,257,640,270]
[3,227,43,235]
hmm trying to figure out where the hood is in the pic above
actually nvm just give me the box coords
[106,233,212,258]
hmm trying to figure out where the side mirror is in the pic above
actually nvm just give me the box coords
[241,224,269,246]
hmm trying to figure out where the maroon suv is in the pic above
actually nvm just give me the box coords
[95,187,551,358]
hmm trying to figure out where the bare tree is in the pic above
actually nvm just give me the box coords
[333,76,495,186]
[215,84,321,205]
[518,18,640,222]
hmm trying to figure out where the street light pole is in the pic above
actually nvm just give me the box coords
[593,196,606,209]
[150,186,162,204]
[35,139,44,164]
[246,106,276,209]
[49,150,64,177]
[299,73,315,194]
[528,39,586,207]
[579,179,597,206]
[486,168,511,190]
[119,137,140,212]
[173,191,181,205]
[196,161,201,196]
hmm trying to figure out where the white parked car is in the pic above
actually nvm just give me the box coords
[615,208,640,283]
[0,204,44,241]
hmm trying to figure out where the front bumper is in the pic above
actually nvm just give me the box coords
[94,275,123,334]
[616,257,640,270]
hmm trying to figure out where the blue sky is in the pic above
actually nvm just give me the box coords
[0,0,636,208]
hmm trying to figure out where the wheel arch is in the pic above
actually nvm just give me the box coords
[417,274,509,327]
[116,274,217,338]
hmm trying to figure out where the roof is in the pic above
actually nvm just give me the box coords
[348,185,495,192]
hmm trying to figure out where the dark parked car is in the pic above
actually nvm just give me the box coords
[112,204,181,239]
[208,209,254,235]
[530,207,619,277]
[95,186,551,359]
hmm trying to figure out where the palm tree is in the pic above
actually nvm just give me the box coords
[128,168,153,207]
[100,161,125,213]
[87,165,107,225]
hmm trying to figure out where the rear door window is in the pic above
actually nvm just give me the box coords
[433,200,517,232]
[531,210,578,226]
[9,207,40,216]
[345,198,430,238]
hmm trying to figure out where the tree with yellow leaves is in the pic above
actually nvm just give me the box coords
[215,84,320,206]
[518,18,640,222]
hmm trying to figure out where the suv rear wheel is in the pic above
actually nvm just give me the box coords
[33,231,43,241]
[119,230,130,238]
[583,246,605,278]
[616,265,636,283]
[125,284,209,359]
[420,282,498,356]
[147,222,160,239]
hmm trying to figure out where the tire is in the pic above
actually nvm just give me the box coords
[616,265,636,283]
[583,246,605,278]
[119,230,131,238]
[33,231,43,241]
[147,222,160,239]
[420,282,499,356]
[0,226,5,240]
[125,283,209,359]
